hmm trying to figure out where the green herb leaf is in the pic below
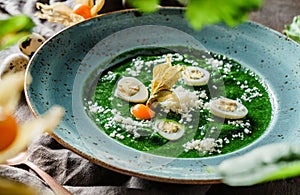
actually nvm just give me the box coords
[0,15,34,38]
[127,0,160,12]
[0,32,30,50]
[283,15,300,43]
[185,0,263,30]
[216,143,300,186]
[260,161,300,183]
[0,14,35,50]
[128,0,263,30]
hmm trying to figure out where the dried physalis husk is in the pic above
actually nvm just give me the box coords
[0,106,64,163]
[89,0,105,16]
[0,71,31,115]
[36,2,84,26]
[74,0,105,15]
[146,55,184,107]
[36,0,105,26]
[0,71,64,163]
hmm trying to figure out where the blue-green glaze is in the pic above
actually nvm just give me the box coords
[25,8,300,184]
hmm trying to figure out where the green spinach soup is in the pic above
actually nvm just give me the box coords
[86,48,272,158]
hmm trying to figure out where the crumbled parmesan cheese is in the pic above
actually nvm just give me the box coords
[183,138,221,154]
[86,101,104,114]
[102,71,117,81]
[206,58,224,68]
[112,109,152,138]
[228,119,252,134]
[160,86,204,115]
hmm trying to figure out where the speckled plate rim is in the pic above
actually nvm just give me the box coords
[24,8,300,184]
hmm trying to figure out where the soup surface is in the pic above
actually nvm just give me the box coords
[85,48,272,158]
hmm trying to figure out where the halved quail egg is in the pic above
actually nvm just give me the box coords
[115,77,148,103]
[182,66,210,86]
[154,119,185,140]
[208,97,248,119]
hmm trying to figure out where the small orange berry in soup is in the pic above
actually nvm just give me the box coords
[131,104,155,120]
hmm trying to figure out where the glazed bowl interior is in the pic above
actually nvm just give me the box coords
[25,8,300,184]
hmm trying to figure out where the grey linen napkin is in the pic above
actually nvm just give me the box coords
[30,134,211,194]
[1,133,211,195]
[0,0,212,194]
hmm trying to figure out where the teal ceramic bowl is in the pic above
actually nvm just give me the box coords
[25,8,300,184]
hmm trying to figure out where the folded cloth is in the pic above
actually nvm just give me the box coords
[1,133,211,195]
[28,134,131,187]
[0,165,54,195]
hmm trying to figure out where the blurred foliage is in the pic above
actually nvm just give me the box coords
[128,0,160,12]
[127,0,263,30]
[0,14,35,50]
[283,15,300,43]
[0,177,37,195]
[0,1,264,50]
[216,143,300,186]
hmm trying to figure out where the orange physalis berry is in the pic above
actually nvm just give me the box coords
[0,115,18,151]
[131,104,155,120]
[73,4,92,19]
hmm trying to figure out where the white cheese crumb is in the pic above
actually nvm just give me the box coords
[183,138,220,154]
[160,86,203,115]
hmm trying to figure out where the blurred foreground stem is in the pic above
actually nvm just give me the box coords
[0,15,35,50]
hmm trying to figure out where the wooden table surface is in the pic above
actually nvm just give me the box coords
[250,0,300,32]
